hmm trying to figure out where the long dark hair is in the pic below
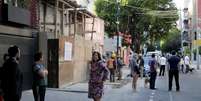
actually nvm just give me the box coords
[92,51,102,62]
[8,45,19,57]
[34,52,42,62]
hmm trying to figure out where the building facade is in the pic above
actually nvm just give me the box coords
[191,0,201,69]
[0,0,105,89]
[0,0,39,90]
[39,0,104,88]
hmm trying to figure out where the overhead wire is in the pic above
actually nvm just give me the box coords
[102,0,179,18]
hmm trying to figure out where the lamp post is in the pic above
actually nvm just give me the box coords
[116,0,120,56]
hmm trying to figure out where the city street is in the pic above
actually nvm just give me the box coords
[22,68,201,101]
[0,0,201,101]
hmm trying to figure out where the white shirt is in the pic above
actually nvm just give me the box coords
[160,57,166,65]
[184,56,190,65]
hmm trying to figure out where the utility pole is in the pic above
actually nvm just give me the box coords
[195,0,200,70]
[180,8,183,56]
[116,0,120,56]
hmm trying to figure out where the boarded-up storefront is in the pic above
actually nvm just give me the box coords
[48,35,92,88]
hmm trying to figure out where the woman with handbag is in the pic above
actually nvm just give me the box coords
[88,51,109,101]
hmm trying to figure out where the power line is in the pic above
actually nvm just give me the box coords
[103,0,180,12]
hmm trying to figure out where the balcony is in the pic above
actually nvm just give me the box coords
[2,4,30,26]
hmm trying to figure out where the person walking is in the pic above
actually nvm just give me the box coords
[1,45,23,101]
[117,57,124,80]
[168,51,180,91]
[32,52,48,101]
[148,54,157,90]
[159,55,167,76]
[184,55,190,73]
[180,56,185,73]
[107,56,115,82]
[88,51,109,101]
[137,54,144,78]
[129,53,140,92]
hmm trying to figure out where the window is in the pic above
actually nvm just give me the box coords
[4,0,30,9]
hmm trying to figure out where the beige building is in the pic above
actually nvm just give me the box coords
[39,0,104,88]
[85,18,105,53]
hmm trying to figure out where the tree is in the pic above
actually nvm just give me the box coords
[161,27,181,53]
[95,0,178,52]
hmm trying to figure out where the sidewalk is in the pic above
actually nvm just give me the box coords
[51,67,131,92]
[21,67,136,101]
[21,67,201,101]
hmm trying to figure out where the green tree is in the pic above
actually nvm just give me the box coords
[161,27,181,53]
[95,0,178,52]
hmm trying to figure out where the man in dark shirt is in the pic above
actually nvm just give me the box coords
[148,54,157,90]
[168,51,180,91]
[1,46,23,101]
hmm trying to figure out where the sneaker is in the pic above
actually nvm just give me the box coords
[150,88,157,90]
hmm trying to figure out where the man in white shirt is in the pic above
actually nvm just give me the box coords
[184,55,190,73]
[159,55,167,76]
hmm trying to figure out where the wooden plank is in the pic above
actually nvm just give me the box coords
[54,0,58,38]
[61,3,64,35]
[74,8,77,37]
[43,2,47,32]
[69,13,71,35]
[91,17,95,40]
[82,14,85,36]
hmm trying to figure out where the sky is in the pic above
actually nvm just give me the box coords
[173,0,183,9]
[76,0,95,13]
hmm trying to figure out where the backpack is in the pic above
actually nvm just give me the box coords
[107,59,114,69]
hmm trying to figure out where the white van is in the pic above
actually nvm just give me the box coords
[146,51,162,64]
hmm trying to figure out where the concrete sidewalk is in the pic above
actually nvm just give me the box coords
[50,67,131,92]
[21,67,201,101]
[21,67,135,101]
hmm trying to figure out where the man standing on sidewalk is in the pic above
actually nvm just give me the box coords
[168,51,180,91]
[1,46,23,101]
[148,54,157,90]
[159,55,167,76]
[184,55,190,73]
[107,56,115,82]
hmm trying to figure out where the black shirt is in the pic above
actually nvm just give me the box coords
[168,55,180,70]
[1,58,23,99]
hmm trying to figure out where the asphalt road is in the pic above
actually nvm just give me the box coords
[21,68,201,101]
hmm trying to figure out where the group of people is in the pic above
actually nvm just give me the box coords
[129,50,182,92]
[146,51,181,91]
[87,50,188,101]
[180,55,193,74]
[0,45,48,101]
[0,47,188,101]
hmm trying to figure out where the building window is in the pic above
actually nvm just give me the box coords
[3,0,30,9]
